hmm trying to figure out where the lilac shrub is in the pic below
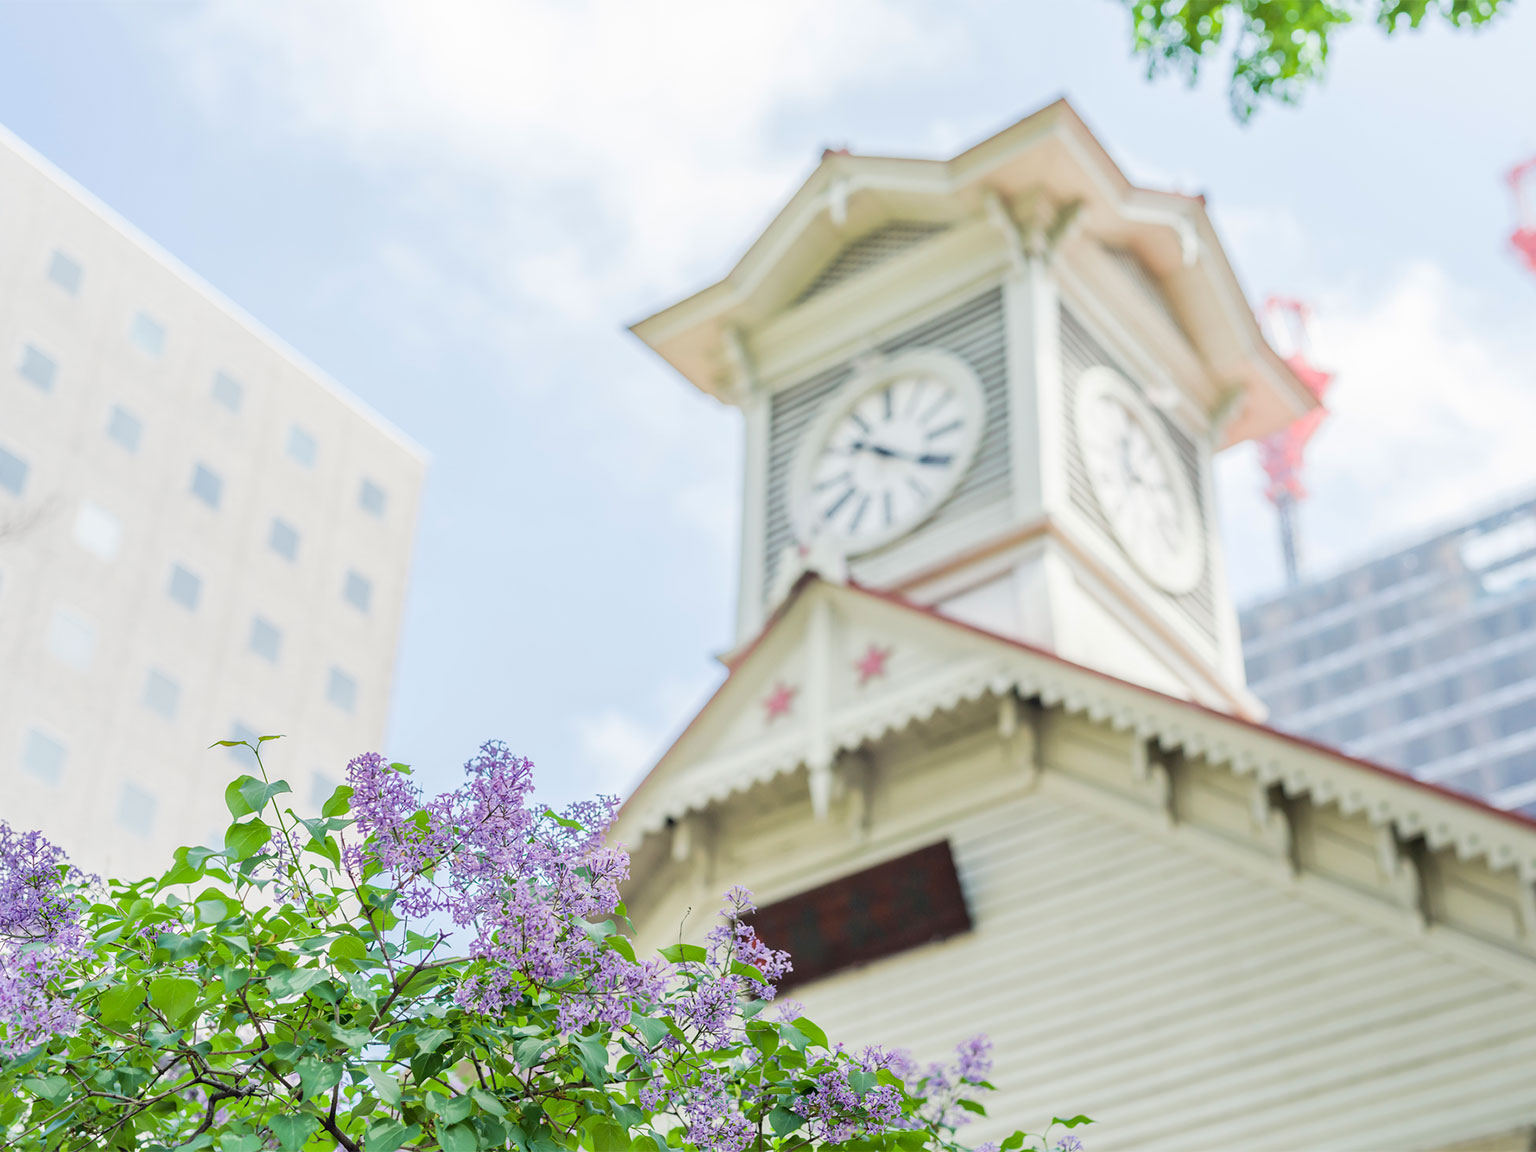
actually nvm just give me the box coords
[0,738,1088,1152]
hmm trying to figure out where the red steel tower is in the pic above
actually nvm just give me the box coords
[1258,297,1333,587]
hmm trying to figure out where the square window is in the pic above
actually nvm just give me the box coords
[250,616,282,663]
[47,250,82,295]
[191,463,222,509]
[117,783,157,836]
[143,669,180,719]
[18,344,56,392]
[286,425,317,468]
[269,518,300,562]
[343,570,373,613]
[130,311,165,357]
[212,371,243,412]
[167,563,202,610]
[74,501,122,560]
[0,445,26,496]
[107,405,143,453]
[358,478,387,518]
[326,667,358,713]
[21,727,65,784]
[47,607,95,670]
[226,722,260,761]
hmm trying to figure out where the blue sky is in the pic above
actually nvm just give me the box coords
[3,1,1534,806]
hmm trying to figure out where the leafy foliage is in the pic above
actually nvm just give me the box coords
[0,739,1088,1152]
[1121,0,1508,118]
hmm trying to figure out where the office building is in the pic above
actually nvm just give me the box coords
[0,125,426,874]
[1242,491,1536,815]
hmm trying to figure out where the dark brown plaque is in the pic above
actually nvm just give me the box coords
[749,840,971,991]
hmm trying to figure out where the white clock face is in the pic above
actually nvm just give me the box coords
[1076,367,1205,594]
[792,350,984,556]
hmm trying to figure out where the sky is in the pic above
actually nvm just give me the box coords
[1,1,1533,806]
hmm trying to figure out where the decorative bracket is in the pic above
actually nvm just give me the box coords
[1377,825,1428,931]
[1131,738,1175,829]
[1250,781,1296,878]
[997,693,1040,787]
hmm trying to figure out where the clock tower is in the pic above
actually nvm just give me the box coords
[632,101,1315,718]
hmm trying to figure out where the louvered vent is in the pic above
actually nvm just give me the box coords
[764,287,1010,593]
[795,221,949,304]
[1102,245,1185,336]
[1061,308,1217,642]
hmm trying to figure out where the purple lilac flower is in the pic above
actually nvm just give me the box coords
[0,823,87,1053]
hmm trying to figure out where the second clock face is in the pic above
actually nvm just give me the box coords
[1076,366,1205,594]
[796,353,984,555]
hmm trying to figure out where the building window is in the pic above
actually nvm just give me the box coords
[343,570,372,613]
[226,722,260,761]
[191,463,223,509]
[143,669,180,720]
[249,616,282,663]
[21,727,65,784]
[47,608,95,671]
[130,311,165,357]
[0,445,26,496]
[116,783,157,835]
[107,405,143,453]
[18,345,56,392]
[286,425,317,468]
[358,478,387,518]
[268,518,300,562]
[212,371,243,412]
[47,250,82,295]
[167,564,202,610]
[326,667,358,713]
[74,501,122,561]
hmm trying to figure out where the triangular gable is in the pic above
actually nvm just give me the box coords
[620,576,1536,884]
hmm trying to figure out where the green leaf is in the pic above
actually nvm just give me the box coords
[332,1025,373,1050]
[848,1069,877,1097]
[267,967,328,1001]
[999,1134,1026,1152]
[572,1033,609,1086]
[321,785,355,817]
[148,976,200,1025]
[768,1108,805,1138]
[327,935,368,963]
[658,943,707,964]
[790,1016,827,1049]
[367,1120,422,1152]
[195,898,230,924]
[157,931,207,961]
[220,1136,264,1152]
[267,1113,318,1151]
[777,1023,809,1053]
[469,1087,506,1117]
[22,1075,69,1105]
[97,981,145,1027]
[367,1063,401,1107]
[239,775,291,818]
[297,1057,343,1100]
[440,1122,481,1152]
[223,819,271,862]
[605,934,637,964]
[631,1013,671,1050]
[1052,1115,1093,1129]
[590,1120,629,1152]
[417,1027,453,1055]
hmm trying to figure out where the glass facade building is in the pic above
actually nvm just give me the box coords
[1241,492,1536,816]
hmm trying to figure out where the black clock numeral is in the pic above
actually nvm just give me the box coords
[813,471,852,492]
[883,490,895,528]
[823,486,856,521]
[882,388,893,421]
[925,419,962,441]
[849,493,872,534]
[917,453,952,468]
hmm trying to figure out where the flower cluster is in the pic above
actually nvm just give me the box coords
[0,823,87,1054]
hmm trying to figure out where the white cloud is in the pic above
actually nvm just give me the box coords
[160,0,963,303]
[1219,259,1536,603]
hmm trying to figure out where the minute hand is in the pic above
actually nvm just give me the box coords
[849,441,953,466]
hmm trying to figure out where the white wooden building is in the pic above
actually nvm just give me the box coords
[612,101,1536,1152]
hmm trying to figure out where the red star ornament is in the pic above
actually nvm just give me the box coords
[763,681,797,722]
[854,643,891,686]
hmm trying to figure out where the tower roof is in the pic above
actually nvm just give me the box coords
[630,98,1315,449]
